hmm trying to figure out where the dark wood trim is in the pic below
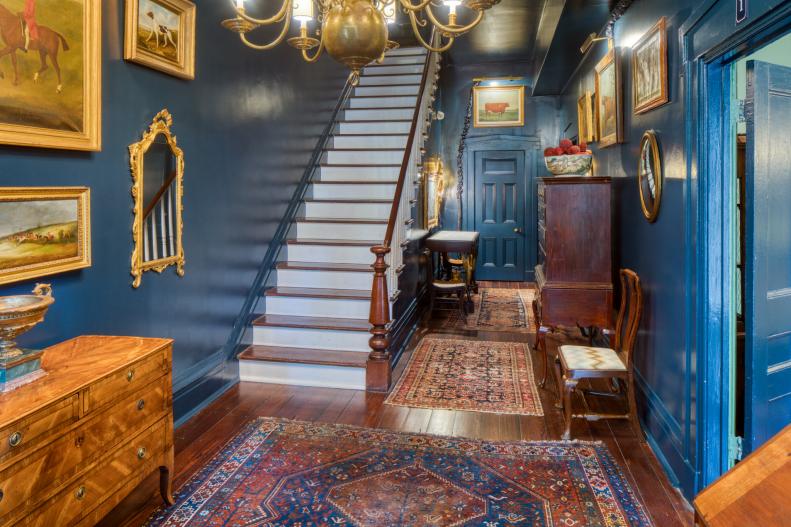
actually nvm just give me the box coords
[324,148,405,152]
[312,178,399,183]
[273,262,372,273]
[264,286,371,299]
[142,170,178,219]
[346,106,416,111]
[285,238,379,246]
[303,198,393,204]
[356,83,422,88]
[295,217,387,224]
[238,346,367,368]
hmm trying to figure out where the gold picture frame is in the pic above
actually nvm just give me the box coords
[129,110,185,288]
[124,0,196,80]
[0,0,102,151]
[473,85,525,128]
[577,91,595,143]
[422,156,445,229]
[638,130,662,222]
[632,17,668,115]
[595,47,623,148]
[0,187,91,285]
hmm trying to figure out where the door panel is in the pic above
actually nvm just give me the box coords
[474,151,525,281]
[744,59,791,453]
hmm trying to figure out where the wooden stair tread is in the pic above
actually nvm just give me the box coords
[303,198,392,204]
[346,106,415,110]
[238,345,367,368]
[337,119,412,123]
[264,285,371,298]
[274,262,372,272]
[252,314,370,332]
[355,83,421,87]
[324,148,405,152]
[295,217,387,224]
[331,133,409,136]
[313,176,399,182]
[285,238,379,246]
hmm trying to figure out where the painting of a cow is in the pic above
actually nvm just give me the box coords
[474,85,524,128]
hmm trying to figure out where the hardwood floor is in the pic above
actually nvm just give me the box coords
[101,283,694,527]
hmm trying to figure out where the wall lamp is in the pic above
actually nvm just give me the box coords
[580,33,613,54]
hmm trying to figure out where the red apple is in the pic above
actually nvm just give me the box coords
[559,138,573,149]
[569,145,581,154]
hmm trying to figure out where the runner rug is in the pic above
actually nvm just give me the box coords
[450,288,537,333]
[385,337,544,415]
[146,418,652,527]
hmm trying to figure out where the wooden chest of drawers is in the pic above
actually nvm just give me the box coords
[0,336,174,527]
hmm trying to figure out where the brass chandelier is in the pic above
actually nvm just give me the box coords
[222,0,499,84]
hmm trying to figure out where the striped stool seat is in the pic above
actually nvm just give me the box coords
[559,345,627,371]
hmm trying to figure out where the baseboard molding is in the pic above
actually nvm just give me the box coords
[634,368,697,498]
[173,359,239,428]
[173,347,227,393]
[388,285,427,369]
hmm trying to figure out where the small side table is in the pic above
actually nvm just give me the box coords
[425,230,479,295]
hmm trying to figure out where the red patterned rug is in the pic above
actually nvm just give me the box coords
[146,418,652,527]
[386,337,544,415]
[448,288,536,333]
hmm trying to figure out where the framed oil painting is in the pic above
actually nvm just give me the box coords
[577,91,595,143]
[0,187,91,285]
[0,0,101,151]
[125,0,196,80]
[632,17,668,114]
[595,47,623,148]
[473,85,525,128]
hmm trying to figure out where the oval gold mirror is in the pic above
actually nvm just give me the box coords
[129,110,185,288]
[638,130,662,223]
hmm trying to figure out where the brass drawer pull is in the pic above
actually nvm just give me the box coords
[137,447,147,460]
[137,399,145,411]
[126,369,135,382]
[0,489,4,503]
[75,485,86,500]
[8,431,22,448]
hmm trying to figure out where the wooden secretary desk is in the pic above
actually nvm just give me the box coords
[534,176,613,386]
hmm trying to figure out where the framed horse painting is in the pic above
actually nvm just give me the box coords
[124,0,196,80]
[0,0,101,151]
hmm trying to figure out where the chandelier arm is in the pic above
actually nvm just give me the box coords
[231,0,291,26]
[301,36,325,63]
[408,11,455,52]
[397,0,434,12]
[425,3,484,35]
[239,15,292,50]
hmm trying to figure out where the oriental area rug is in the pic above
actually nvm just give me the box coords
[385,337,544,416]
[145,418,652,527]
[450,288,537,333]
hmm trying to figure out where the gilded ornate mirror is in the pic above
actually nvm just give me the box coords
[638,130,662,222]
[129,110,185,288]
[422,156,445,229]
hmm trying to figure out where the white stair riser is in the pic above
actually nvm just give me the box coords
[303,201,391,219]
[240,361,365,390]
[355,85,420,97]
[338,121,411,134]
[277,268,373,289]
[264,295,370,318]
[378,55,426,66]
[387,47,427,57]
[311,183,396,200]
[364,64,424,75]
[296,222,386,241]
[253,326,371,351]
[319,165,400,181]
[324,150,404,165]
[286,244,380,264]
[359,74,421,86]
[349,96,417,109]
[344,108,413,121]
[332,135,408,149]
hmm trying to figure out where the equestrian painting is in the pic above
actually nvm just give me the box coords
[0,0,101,150]
[125,0,195,80]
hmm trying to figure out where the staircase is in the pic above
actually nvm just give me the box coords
[238,46,437,389]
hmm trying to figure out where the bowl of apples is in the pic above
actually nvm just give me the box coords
[544,139,593,176]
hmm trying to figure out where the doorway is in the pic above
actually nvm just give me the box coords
[463,135,539,282]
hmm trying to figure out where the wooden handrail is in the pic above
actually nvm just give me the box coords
[143,170,178,220]
[381,37,435,249]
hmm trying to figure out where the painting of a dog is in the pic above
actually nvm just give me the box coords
[125,0,195,80]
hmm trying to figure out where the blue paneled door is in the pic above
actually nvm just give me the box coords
[473,150,525,281]
[744,60,791,453]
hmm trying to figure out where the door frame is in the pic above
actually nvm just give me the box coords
[462,134,541,281]
[684,0,791,491]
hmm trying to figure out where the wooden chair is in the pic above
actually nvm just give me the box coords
[429,280,468,322]
[554,269,643,440]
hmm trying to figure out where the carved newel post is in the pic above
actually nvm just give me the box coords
[367,245,392,391]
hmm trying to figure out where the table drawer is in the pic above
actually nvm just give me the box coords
[87,349,168,412]
[19,419,167,527]
[0,395,79,467]
[0,378,166,521]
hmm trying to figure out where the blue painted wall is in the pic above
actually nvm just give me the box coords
[557,0,791,498]
[0,1,345,421]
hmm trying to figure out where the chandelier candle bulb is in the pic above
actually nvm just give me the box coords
[235,0,244,9]
[293,0,314,22]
